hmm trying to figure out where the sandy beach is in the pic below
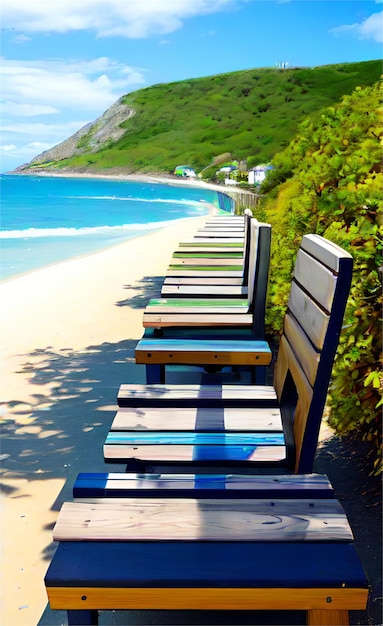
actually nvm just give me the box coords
[0,214,212,626]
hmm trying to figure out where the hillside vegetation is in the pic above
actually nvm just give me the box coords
[21,60,381,175]
[257,80,382,473]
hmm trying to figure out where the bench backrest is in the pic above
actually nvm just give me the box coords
[274,234,353,473]
[247,219,271,338]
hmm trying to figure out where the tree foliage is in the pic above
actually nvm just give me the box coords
[258,81,383,473]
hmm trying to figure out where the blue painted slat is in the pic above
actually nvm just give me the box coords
[105,432,285,446]
[73,472,334,501]
[45,541,368,589]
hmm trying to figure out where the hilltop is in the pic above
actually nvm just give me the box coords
[15,60,382,177]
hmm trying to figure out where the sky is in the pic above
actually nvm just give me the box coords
[1,0,382,173]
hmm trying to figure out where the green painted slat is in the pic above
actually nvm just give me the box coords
[148,298,249,307]
[167,265,243,271]
[172,252,243,259]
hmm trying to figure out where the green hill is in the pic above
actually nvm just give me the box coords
[20,60,382,176]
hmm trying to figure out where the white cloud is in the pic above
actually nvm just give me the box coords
[1,57,146,114]
[13,34,31,43]
[330,10,383,44]
[1,144,17,152]
[1,0,245,38]
[1,120,90,138]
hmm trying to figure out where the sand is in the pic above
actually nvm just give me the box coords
[0,214,211,626]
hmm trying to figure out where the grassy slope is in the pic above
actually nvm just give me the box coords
[30,60,382,175]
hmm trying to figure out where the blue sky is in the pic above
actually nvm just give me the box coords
[1,0,382,173]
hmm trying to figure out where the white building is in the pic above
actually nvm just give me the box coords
[248,165,273,185]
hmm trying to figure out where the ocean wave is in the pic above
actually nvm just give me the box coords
[0,220,182,239]
[65,195,208,207]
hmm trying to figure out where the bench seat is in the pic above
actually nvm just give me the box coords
[45,475,369,626]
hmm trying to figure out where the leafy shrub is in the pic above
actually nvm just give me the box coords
[259,81,383,473]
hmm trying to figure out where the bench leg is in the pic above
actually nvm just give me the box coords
[307,609,349,625]
[252,365,266,385]
[67,609,98,625]
[145,364,165,383]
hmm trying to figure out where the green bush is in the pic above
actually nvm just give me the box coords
[259,81,383,473]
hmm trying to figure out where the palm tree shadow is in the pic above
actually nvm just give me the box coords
[115,275,165,308]
[1,338,144,520]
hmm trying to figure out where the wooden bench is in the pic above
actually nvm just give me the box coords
[162,216,263,299]
[142,221,271,339]
[161,215,253,296]
[136,233,350,385]
[45,474,368,626]
[115,235,353,473]
[165,215,250,278]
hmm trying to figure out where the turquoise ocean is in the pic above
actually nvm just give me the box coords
[0,175,228,282]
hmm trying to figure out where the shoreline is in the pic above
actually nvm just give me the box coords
[5,168,255,196]
[0,213,214,285]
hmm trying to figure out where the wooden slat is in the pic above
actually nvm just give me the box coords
[117,383,278,407]
[135,338,271,365]
[161,284,248,296]
[288,280,329,349]
[196,228,244,234]
[274,334,314,473]
[145,301,249,313]
[163,277,245,285]
[105,430,285,446]
[110,406,282,431]
[194,233,244,238]
[174,246,244,253]
[46,586,367,613]
[284,313,320,387]
[165,269,244,277]
[301,234,352,273]
[179,238,244,245]
[73,473,335,500]
[168,257,244,266]
[53,498,352,542]
[294,249,337,311]
[104,442,286,463]
[148,297,248,307]
[142,312,254,327]
[45,541,369,593]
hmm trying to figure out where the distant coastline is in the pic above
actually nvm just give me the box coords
[5,168,254,196]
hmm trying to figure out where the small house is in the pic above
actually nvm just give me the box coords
[248,165,273,185]
[174,165,197,178]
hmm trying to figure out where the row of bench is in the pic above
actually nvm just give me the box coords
[44,213,368,625]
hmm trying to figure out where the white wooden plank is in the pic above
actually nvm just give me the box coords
[118,383,278,403]
[166,270,244,277]
[169,257,245,266]
[110,407,283,431]
[300,234,352,273]
[287,281,329,349]
[142,313,254,328]
[294,249,337,312]
[283,313,320,387]
[163,277,245,285]
[161,285,248,296]
[53,499,352,542]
